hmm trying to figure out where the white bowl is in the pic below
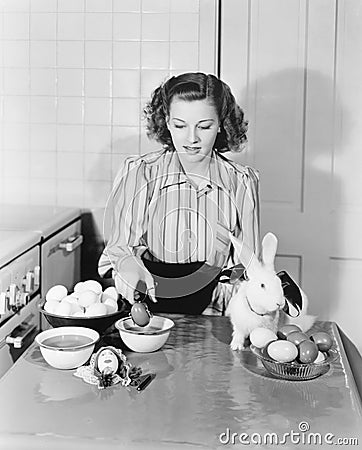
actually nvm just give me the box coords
[115,316,174,353]
[35,326,100,369]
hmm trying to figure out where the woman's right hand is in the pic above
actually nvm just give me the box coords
[114,255,157,305]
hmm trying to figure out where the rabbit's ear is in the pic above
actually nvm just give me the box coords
[261,232,278,270]
[229,233,259,274]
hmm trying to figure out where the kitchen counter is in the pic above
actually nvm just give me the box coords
[0,316,361,450]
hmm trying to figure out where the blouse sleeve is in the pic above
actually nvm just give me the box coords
[98,156,150,278]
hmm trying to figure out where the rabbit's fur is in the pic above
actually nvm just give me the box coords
[226,232,316,350]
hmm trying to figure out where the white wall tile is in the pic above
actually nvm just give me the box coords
[112,126,140,154]
[57,179,84,206]
[57,41,84,68]
[57,13,84,40]
[141,42,169,69]
[3,13,29,39]
[113,0,141,13]
[171,0,199,13]
[85,13,112,40]
[57,151,83,179]
[170,13,199,41]
[57,124,84,151]
[113,13,141,40]
[84,125,112,153]
[3,68,30,95]
[29,178,57,205]
[57,97,83,124]
[142,0,170,13]
[84,97,111,125]
[140,69,169,97]
[3,0,30,12]
[31,0,57,12]
[113,41,141,69]
[30,41,57,67]
[30,68,56,95]
[30,96,57,123]
[85,0,112,12]
[57,0,84,13]
[113,98,140,126]
[30,151,56,178]
[30,124,57,151]
[83,180,111,207]
[3,178,31,204]
[57,68,84,96]
[85,41,112,68]
[3,124,30,150]
[84,152,111,180]
[85,69,111,97]
[3,96,30,123]
[3,151,30,178]
[3,41,30,67]
[30,13,57,40]
[113,70,140,97]
[142,13,169,41]
[170,41,199,70]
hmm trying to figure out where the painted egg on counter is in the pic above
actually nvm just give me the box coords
[286,331,308,346]
[310,332,333,352]
[77,290,99,308]
[276,324,302,340]
[298,340,319,364]
[83,280,103,295]
[250,327,278,349]
[45,285,67,302]
[267,340,298,363]
[131,302,151,327]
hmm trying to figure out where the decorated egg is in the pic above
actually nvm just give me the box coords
[310,332,333,352]
[286,331,308,346]
[78,290,99,308]
[86,302,108,317]
[250,327,277,349]
[298,340,319,364]
[267,340,298,363]
[83,279,102,295]
[314,351,326,363]
[131,301,151,327]
[45,285,67,302]
[277,324,302,340]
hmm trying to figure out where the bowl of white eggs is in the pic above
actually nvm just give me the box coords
[39,280,128,334]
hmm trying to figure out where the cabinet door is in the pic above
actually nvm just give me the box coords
[220,0,362,354]
[41,220,81,295]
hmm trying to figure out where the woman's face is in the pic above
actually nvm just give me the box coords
[167,98,220,165]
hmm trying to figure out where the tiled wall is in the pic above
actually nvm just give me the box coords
[0,0,218,209]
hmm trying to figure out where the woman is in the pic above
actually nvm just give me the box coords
[99,72,260,315]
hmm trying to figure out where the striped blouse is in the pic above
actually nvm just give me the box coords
[98,148,260,312]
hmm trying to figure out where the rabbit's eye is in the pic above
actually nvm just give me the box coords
[261,283,265,289]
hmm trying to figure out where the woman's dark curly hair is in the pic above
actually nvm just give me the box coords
[143,72,248,153]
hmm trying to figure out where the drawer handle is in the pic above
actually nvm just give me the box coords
[59,235,83,253]
[5,322,37,349]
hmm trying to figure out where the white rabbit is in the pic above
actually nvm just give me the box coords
[226,232,316,350]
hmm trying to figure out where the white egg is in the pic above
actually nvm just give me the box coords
[73,282,85,293]
[72,310,86,317]
[314,351,325,363]
[45,285,68,302]
[103,298,118,314]
[83,280,102,295]
[44,300,59,314]
[69,303,83,315]
[54,301,72,317]
[250,327,278,349]
[62,295,79,305]
[85,302,107,317]
[77,290,99,308]
[101,286,118,302]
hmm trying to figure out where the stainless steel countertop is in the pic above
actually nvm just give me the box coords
[0,316,361,450]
